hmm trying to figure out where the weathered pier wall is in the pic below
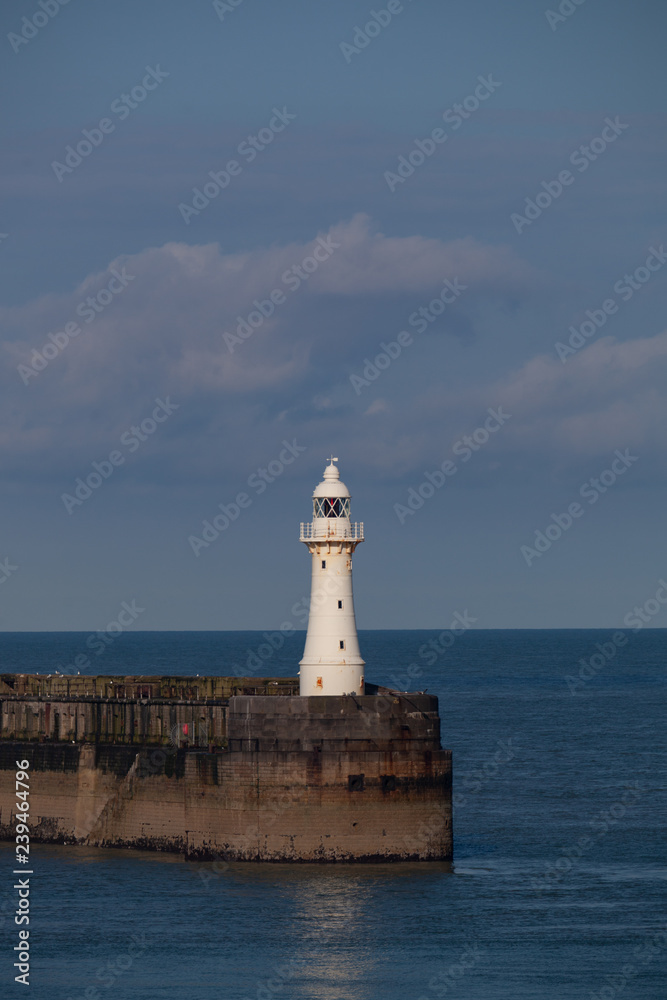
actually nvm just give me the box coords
[0,676,452,862]
[0,674,297,747]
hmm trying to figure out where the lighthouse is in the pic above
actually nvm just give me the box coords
[299,458,365,696]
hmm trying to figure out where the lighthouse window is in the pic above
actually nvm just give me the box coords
[313,497,351,518]
[322,560,326,569]
[339,640,345,649]
[338,600,343,609]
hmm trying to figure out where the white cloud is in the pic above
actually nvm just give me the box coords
[0,216,539,478]
[11,217,660,488]
[370,330,667,478]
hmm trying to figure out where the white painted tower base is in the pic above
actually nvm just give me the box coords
[299,459,365,697]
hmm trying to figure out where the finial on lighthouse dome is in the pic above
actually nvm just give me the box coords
[313,457,351,499]
[323,457,339,480]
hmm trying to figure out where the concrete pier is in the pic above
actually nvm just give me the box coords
[0,675,452,862]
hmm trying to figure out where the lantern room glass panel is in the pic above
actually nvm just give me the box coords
[313,497,351,518]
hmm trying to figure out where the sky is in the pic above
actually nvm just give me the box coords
[1,0,666,631]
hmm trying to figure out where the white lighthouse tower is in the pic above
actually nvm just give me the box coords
[299,458,365,697]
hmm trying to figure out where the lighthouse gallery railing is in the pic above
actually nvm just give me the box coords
[299,522,364,541]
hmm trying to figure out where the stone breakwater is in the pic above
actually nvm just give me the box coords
[0,675,452,862]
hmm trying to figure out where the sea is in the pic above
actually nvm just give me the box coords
[0,629,665,1000]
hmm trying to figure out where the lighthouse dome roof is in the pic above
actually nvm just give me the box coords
[312,459,351,498]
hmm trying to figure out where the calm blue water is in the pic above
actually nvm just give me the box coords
[0,630,665,999]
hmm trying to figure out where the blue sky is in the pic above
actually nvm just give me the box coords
[1,0,666,630]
